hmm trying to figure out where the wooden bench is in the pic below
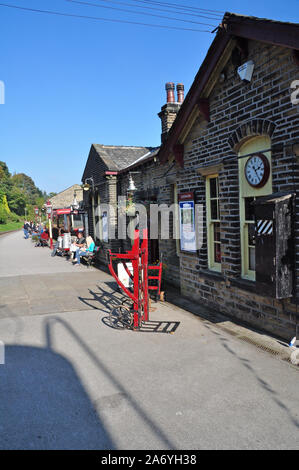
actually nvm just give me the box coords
[81,246,100,268]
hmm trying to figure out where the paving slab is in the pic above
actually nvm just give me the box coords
[0,305,299,450]
[0,230,99,277]
[0,231,299,450]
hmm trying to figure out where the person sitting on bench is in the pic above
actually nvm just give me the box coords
[68,231,84,260]
[36,229,49,247]
[74,235,95,266]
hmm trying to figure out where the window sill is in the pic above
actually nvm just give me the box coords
[179,250,198,256]
[230,277,256,293]
[196,268,224,282]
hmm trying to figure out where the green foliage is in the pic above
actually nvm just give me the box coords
[0,161,53,224]
[1,194,10,214]
[0,161,12,200]
[0,205,8,224]
[0,194,11,223]
[11,173,44,205]
[0,161,11,180]
[8,211,20,222]
[6,187,26,215]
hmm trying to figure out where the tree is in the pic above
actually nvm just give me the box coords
[0,194,11,224]
[7,187,26,215]
[0,161,10,179]
[0,161,12,200]
[0,161,50,223]
[11,173,43,205]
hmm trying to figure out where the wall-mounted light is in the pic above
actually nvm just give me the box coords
[237,60,254,83]
[219,69,227,84]
[82,177,94,192]
[72,192,79,210]
[127,174,137,193]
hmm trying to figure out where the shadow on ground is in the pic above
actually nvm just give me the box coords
[79,282,180,334]
[0,344,114,450]
[78,281,123,312]
[0,314,176,449]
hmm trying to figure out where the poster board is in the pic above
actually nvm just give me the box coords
[102,211,108,242]
[179,192,196,252]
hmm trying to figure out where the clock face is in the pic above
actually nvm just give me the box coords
[244,153,270,188]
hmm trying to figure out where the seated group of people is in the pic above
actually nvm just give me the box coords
[23,220,38,239]
[70,232,95,266]
[52,230,95,266]
[37,229,49,246]
[23,220,49,246]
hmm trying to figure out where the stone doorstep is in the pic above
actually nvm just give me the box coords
[164,288,297,369]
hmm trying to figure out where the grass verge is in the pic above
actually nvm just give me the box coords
[0,222,23,232]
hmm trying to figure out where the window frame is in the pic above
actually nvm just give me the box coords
[240,197,256,280]
[95,193,101,241]
[238,136,272,281]
[206,174,221,272]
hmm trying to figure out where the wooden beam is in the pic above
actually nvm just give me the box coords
[225,17,299,50]
[293,49,299,66]
[197,98,210,122]
[173,144,184,168]
[235,37,248,59]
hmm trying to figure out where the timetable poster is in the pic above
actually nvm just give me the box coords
[179,200,196,252]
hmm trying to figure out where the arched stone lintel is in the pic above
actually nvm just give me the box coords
[228,119,276,153]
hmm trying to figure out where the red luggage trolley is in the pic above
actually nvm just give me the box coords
[107,228,152,330]
[148,258,163,301]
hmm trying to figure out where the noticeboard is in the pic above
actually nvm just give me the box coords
[179,193,196,252]
[102,211,108,242]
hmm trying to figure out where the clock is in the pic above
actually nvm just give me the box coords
[244,153,270,188]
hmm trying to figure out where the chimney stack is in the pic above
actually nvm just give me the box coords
[158,82,184,144]
[166,82,175,103]
[176,83,184,103]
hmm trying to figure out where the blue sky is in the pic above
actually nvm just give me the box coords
[0,0,298,194]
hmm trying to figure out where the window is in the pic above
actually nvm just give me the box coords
[238,136,272,280]
[243,196,256,275]
[173,184,180,256]
[95,193,101,240]
[206,175,221,271]
[72,213,83,229]
[91,193,96,236]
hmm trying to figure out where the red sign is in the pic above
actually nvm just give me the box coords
[178,192,194,201]
[56,208,71,215]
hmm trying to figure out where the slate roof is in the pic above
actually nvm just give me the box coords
[92,144,157,171]
[119,147,160,173]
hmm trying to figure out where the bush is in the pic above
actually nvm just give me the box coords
[0,205,8,224]
[9,212,20,222]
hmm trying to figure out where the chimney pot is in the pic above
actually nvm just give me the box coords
[165,82,175,103]
[176,83,184,103]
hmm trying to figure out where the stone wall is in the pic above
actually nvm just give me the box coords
[81,145,119,265]
[117,158,181,287]
[176,40,299,340]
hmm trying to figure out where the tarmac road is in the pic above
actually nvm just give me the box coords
[0,231,298,450]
